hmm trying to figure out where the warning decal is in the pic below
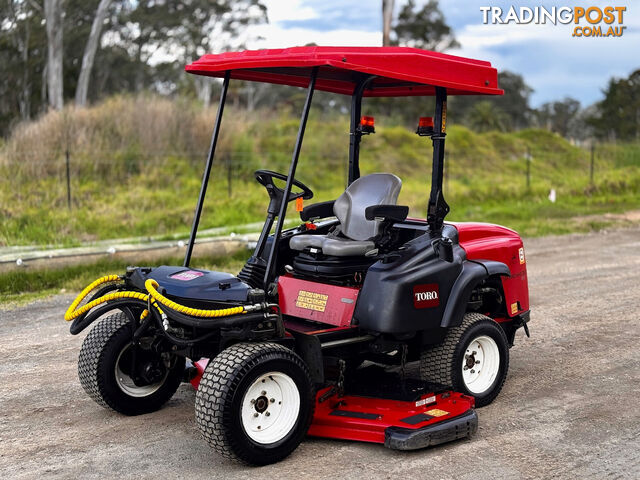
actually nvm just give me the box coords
[425,408,449,417]
[169,270,204,281]
[295,290,328,312]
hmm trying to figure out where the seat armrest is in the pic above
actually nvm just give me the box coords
[300,200,335,221]
[365,205,409,222]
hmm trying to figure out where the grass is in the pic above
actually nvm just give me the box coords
[1,95,639,304]
[1,98,638,246]
[0,250,250,306]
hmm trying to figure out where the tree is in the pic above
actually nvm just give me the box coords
[382,0,394,46]
[0,1,48,133]
[393,0,459,51]
[589,70,640,141]
[111,0,267,104]
[75,0,113,106]
[163,0,267,106]
[535,97,581,138]
[491,71,533,129]
[468,101,508,132]
[44,0,64,110]
[450,71,533,131]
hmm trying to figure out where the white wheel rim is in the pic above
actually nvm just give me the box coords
[462,335,500,395]
[114,346,168,398]
[240,372,300,444]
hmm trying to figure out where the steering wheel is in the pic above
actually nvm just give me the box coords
[254,170,314,208]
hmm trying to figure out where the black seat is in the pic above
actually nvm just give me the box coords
[289,173,402,256]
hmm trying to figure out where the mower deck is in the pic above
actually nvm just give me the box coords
[191,360,476,450]
[308,366,477,450]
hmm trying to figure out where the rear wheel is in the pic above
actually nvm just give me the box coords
[420,313,509,407]
[195,342,314,465]
[78,312,185,415]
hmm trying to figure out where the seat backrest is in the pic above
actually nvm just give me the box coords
[333,173,402,241]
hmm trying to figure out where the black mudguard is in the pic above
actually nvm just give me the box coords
[440,260,509,328]
[355,230,510,333]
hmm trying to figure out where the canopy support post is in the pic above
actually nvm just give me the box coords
[348,75,376,185]
[184,71,230,267]
[427,87,450,236]
[263,67,318,290]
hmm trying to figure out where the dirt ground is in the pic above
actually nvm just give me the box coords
[1,228,639,479]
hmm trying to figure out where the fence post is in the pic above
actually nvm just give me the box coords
[227,154,232,198]
[65,148,71,209]
[590,142,595,184]
[525,147,531,190]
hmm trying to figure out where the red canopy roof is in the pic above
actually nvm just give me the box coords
[185,46,502,97]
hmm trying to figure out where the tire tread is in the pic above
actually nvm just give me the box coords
[195,342,313,464]
[420,313,509,407]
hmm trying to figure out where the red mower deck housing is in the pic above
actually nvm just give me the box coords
[190,359,477,450]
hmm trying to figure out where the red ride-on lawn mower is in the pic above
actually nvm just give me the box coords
[64,47,530,465]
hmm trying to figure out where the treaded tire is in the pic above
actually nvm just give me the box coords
[78,312,185,415]
[420,313,509,407]
[195,342,314,465]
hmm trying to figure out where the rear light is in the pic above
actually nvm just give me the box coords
[360,116,375,134]
[416,116,434,136]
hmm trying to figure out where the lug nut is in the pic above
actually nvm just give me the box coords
[470,369,475,374]
[250,399,256,404]
[265,412,271,417]
[261,390,266,395]
[270,398,275,403]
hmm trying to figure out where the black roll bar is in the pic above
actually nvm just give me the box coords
[262,67,319,290]
[348,75,376,185]
[427,86,450,235]
[184,71,231,267]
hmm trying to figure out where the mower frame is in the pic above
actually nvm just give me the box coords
[67,46,531,465]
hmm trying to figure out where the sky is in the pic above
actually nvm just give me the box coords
[248,0,639,107]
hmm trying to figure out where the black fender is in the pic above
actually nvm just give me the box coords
[440,259,510,328]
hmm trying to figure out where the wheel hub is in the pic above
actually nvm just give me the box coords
[240,372,301,444]
[139,361,166,385]
[254,395,269,413]
[115,345,169,397]
[464,352,478,371]
[461,335,500,395]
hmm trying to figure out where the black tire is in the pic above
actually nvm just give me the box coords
[420,313,509,407]
[195,342,314,465]
[78,312,185,415]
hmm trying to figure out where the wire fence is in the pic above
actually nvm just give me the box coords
[2,141,639,210]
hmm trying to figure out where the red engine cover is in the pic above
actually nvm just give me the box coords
[453,222,530,317]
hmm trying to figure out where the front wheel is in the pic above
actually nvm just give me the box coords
[420,313,509,407]
[195,342,314,465]
[78,312,185,415]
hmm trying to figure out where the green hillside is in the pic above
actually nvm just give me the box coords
[1,95,639,246]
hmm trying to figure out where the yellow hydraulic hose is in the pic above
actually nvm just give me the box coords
[65,275,125,321]
[144,279,246,318]
[64,275,247,323]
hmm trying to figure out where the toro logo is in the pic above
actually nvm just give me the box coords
[413,283,440,309]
